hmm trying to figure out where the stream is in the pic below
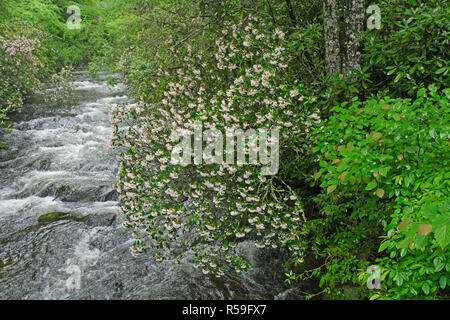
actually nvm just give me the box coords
[0,70,312,299]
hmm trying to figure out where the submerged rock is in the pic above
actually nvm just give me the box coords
[37,212,72,224]
[81,212,116,227]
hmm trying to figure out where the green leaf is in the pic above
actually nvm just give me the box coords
[336,161,349,173]
[439,276,447,289]
[414,235,428,249]
[379,167,389,177]
[422,283,430,295]
[365,181,377,191]
[421,202,438,219]
[432,215,448,229]
[387,69,396,75]
[346,142,354,153]
[434,257,445,272]
[435,67,447,74]
[371,132,382,141]
[434,224,449,249]
[379,240,390,252]
[327,184,337,194]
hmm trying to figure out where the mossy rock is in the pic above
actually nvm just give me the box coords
[38,212,72,224]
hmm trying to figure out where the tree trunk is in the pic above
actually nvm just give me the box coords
[343,0,365,74]
[323,0,365,76]
[323,0,341,75]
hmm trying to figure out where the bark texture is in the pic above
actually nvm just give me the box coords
[323,0,341,75]
[323,0,365,75]
[343,0,365,74]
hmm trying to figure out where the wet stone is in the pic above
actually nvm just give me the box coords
[37,212,72,224]
[81,213,116,227]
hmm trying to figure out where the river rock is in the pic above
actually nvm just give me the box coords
[37,212,72,224]
[81,213,117,227]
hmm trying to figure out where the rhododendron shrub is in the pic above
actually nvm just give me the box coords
[112,16,312,275]
[0,28,42,128]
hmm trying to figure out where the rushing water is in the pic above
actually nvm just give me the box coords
[0,71,312,299]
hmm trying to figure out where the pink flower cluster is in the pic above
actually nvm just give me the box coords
[0,33,42,112]
[112,15,308,273]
